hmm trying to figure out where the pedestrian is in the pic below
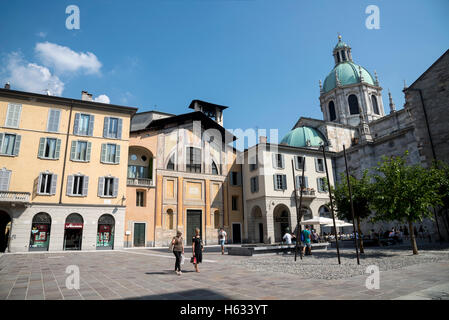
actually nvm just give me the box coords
[302,225,312,256]
[311,230,319,243]
[218,227,227,255]
[171,231,184,275]
[192,228,203,273]
[283,230,292,244]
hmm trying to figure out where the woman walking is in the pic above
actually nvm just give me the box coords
[171,231,184,275]
[192,228,203,273]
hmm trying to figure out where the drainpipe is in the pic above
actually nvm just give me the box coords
[59,102,74,204]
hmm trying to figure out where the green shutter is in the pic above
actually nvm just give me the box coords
[88,115,94,136]
[13,135,21,156]
[38,137,45,158]
[54,139,61,159]
[113,178,119,197]
[70,141,76,160]
[117,118,123,139]
[98,177,105,197]
[37,173,43,195]
[82,176,89,196]
[115,144,120,164]
[100,144,106,163]
[50,174,57,195]
[103,117,109,138]
[67,175,74,196]
[73,113,80,135]
[86,142,92,161]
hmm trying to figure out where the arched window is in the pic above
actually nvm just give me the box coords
[371,95,380,115]
[211,161,219,175]
[166,209,174,230]
[301,207,312,220]
[166,154,175,170]
[319,206,331,218]
[341,50,346,61]
[214,210,220,229]
[328,101,336,121]
[348,94,360,115]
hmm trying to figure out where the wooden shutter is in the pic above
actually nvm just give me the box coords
[6,103,21,127]
[70,141,76,160]
[86,142,92,161]
[13,134,21,156]
[255,177,259,192]
[237,171,242,185]
[280,154,285,169]
[82,176,89,196]
[98,177,105,197]
[37,173,43,195]
[73,113,80,135]
[100,144,106,163]
[117,118,123,139]
[47,109,60,132]
[295,175,301,189]
[273,175,278,190]
[88,115,94,136]
[67,175,74,196]
[50,174,57,195]
[115,144,120,164]
[103,117,110,138]
[55,139,61,159]
[38,137,46,158]
[282,175,287,190]
[0,170,11,191]
[0,133,3,151]
[113,178,119,197]
[315,158,319,172]
[272,154,277,168]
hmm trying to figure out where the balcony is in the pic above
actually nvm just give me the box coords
[0,191,31,204]
[295,188,316,198]
[127,178,153,187]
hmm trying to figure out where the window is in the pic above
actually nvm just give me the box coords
[186,147,201,173]
[371,95,380,115]
[348,95,360,115]
[317,177,327,193]
[273,153,284,169]
[74,113,94,136]
[315,158,325,172]
[295,156,306,170]
[0,169,12,191]
[167,154,175,170]
[230,171,241,186]
[249,156,258,171]
[211,161,219,175]
[274,174,287,190]
[38,173,57,195]
[5,103,22,128]
[319,206,331,218]
[67,175,88,196]
[47,109,61,132]
[295,176,308,189]
[328,101,336,121]
[70,141,91,162]
[232,196,238,211]
[128,165,149,179]
[38,138,61,159]
[250,176,259,193]
[214,211,220,229]
[98,177,118,197]
[341,50,346,61]
[166,209,174,230]
[0,133,21,156]
[103,117,122,139]
[101,143,120,164]
[136,191,145,207]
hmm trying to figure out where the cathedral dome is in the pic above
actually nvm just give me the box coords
[280,126,326,148]
[323,61,375,93]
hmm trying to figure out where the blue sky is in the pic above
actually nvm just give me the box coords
[1,0,448,145]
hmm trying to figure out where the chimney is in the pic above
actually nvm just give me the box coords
[81,91,93,101]
[259,136,267,144]
[4,82,10,90]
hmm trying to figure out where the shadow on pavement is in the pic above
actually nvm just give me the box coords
[123,288,232,300]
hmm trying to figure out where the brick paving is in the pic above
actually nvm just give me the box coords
[1,249,448,300]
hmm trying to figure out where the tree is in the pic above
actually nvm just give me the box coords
[433,161,449,240]
[332,170,372,253]
[370,152,442,254]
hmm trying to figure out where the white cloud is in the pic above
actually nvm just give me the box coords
[3,52,64,96]
[94,94,110,104]
[35,42,102,75]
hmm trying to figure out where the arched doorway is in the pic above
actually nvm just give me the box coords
[0,211,11,253]
[97,214,115,250]
[64,213,84,250]
[319,205,331,218]
[273,205,290,243]
[29,212,51,251]
[251,206,264,243]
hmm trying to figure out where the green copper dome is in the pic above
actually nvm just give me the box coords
[323,61,375,93]
[280,127,326,148]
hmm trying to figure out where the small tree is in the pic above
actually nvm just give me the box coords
[370,152,441,254]
[332,170,372,253]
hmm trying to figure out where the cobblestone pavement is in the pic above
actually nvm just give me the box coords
[1,248,448,300]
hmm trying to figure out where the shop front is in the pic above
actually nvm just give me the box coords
[97,214,115,250]
[64,213,83,250]
[29,212,51,251]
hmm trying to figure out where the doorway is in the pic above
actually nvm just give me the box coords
[97,214,115,250]
[187,210,202,245]
[232,223,242,244]
[29,212,51,251]
[133,223,146,247]
[258,223,264,243]
[64,213,83,250]
[0,211,11,253]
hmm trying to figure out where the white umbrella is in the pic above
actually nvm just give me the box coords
[323,221,353,227]
[300,217,334,225]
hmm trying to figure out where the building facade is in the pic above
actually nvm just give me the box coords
[0,88,136,253]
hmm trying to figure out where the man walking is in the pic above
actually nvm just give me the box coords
[302,225,312,256]
[218,227,227,255]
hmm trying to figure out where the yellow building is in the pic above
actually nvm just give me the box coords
[0,87,136,252]
[125,100,244,247]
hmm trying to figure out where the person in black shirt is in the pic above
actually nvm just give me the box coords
[192,228,203,273]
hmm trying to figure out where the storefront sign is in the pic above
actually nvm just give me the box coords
[65,223,83,229]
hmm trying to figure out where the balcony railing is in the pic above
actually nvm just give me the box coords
[295,188,316,197]
[0,191,31,203]
[127,178,153,187]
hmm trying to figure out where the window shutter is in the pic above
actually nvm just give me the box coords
[315,158,319,172]
[67,175,74,196]
[237,171,242,186]
[280,155,285,169]
[50,174,57,195]
[305,177,309,188]
[38,137,46,158]
[0,133,3,151]
[13,134,21,156]
[100,144,106,163]
[0,170,11,191]
[115,144,120,164]
[113,178,119,197]
[282,175,287,190]
[98,177,105,197]
[273,175,278,190]
[55,139,61,159]
[117,118,123,139]
[295,175,300,189]
[255,177,259,192]
[82,176,89,196]
[103,117,109,138]
[47,109,60,132]
[88,115,94,136]
[272,154,277,168]
[86,142,92,161]
[6,103,21,127]
[37,173,43,195]
[70,141,76,160]
[73,113,80,135]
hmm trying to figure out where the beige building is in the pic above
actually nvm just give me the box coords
[0,87,136,253]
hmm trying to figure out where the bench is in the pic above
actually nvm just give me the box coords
[227,243,330,256]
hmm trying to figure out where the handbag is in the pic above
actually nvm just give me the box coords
[180,254,185,265]
[190,256,196,264]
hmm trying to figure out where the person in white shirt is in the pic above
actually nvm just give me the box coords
[218,228,227,255]
[283,232,293,244]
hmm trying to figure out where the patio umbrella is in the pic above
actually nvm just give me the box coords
[300,217,334,225]
[323,221,353,227]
